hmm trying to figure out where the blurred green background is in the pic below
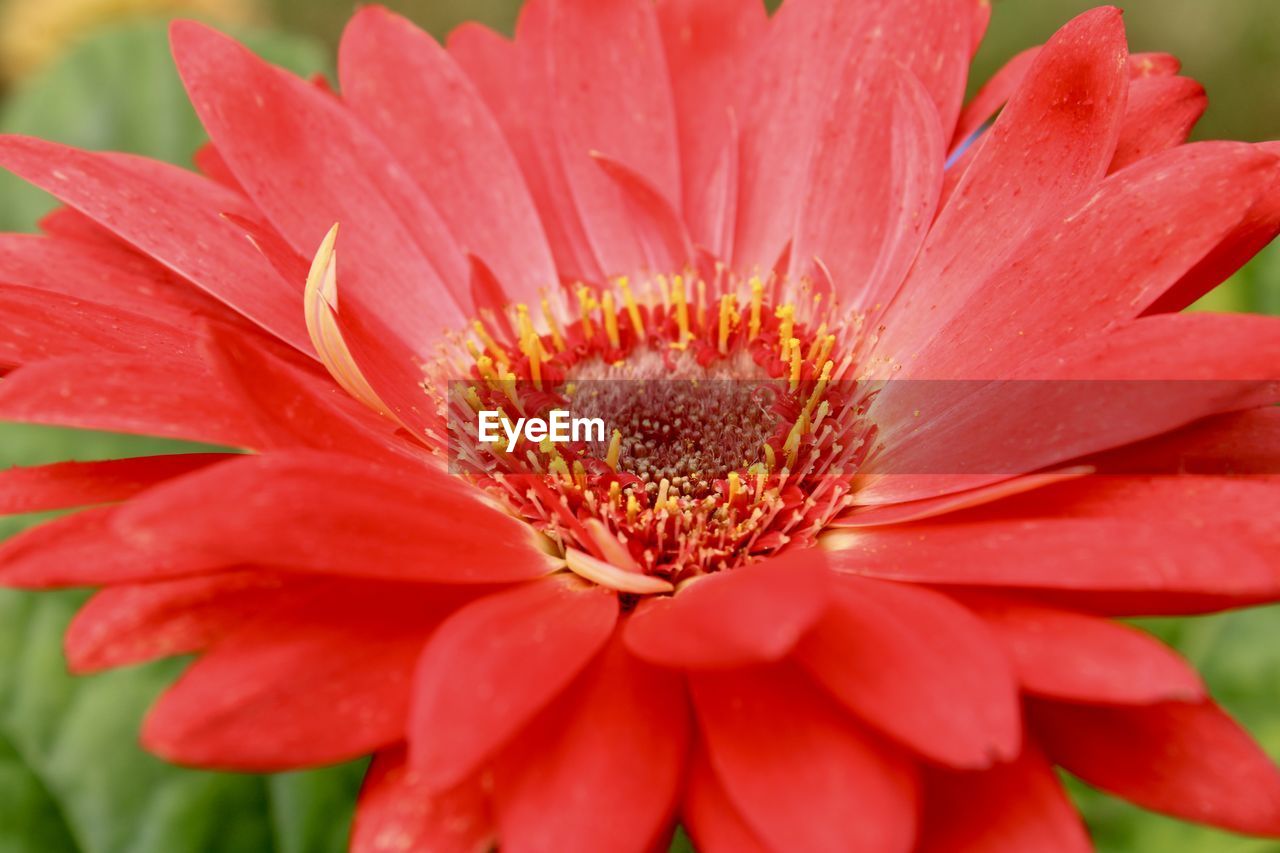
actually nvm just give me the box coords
[0,0,1277,851]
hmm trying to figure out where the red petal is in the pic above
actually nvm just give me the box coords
[338,7,556,306]
[890,142,1276,381]
[0,138,309,351]
[860,313,1280,505]
[879,8,1128,361]
[351,747,494,853]
[1110,75,1206,171]
[965,596,1204,704]
[589,152,696,272]
[794,577,1020,768]
[0,453,226,515]
[0,233,230,327]
[1033,699,1280,836]
[171,21,469,348]
[0,354,266,447]
[682,746,769,853]
[920,741,1090,852]
[655,0,766,257]
[734,0,968,272]
[950,47,1040,152]
[408,576,618,789]
[142,584,452,771]
[0,283,199,370]
[1093,407,1280,475]
[827,515,1278,600]
[545,0,683,277]
[624,548,832,670]
[449,14,602,282]
[112,451,561,584]
[66,571,295,673]
[0,506,211,589]
[692,663,919,853]
[833,468,1093,528]
[199,321,415,462]
[1147,140,1280,313]
[790,57,944,310]
[494,635,686,852]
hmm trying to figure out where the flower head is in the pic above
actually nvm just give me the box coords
[2,1,1280,850]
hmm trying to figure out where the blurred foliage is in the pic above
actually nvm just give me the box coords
[0,0,259,83]
[0,2,1278,851]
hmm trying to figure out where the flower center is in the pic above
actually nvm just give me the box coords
[566,350,778,500]
[436,270,871,589]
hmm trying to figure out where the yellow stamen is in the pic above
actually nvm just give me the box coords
[606,429,622,471]
[727,470,741,503]
[696,279,708,330]
[657,477,671,508]
[763,443,776,471]
[618,277,645,339]
[609,480,621,505]
[515,303,535,355]
[601,290,621,348]
[805,323,828,362]
[717,294,737,354]
[748,276,764,340]
[776,304,795,350]
[788,338,803,391]
[626,492,639,523]
[813,334,836,371]
[804,360,834,417]
[462,386,483,412]
[577,285,596,339]
[549,456,572,485]
[529,335,543,390]
[540,297,566,352]
[472,319,506,367]
[672,275,691,345]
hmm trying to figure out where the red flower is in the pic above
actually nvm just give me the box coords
[3,1,1280,850]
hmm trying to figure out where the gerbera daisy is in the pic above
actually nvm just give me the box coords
[2,0,1280,850]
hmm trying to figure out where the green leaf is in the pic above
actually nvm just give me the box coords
[0,18,330,232]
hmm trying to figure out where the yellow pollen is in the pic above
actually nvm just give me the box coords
[727,470,741,503]
[475,354,497,381]
[609,480,621,504]
[618,277,646,339]
[626,492,639,523]
[763,443,777,471]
